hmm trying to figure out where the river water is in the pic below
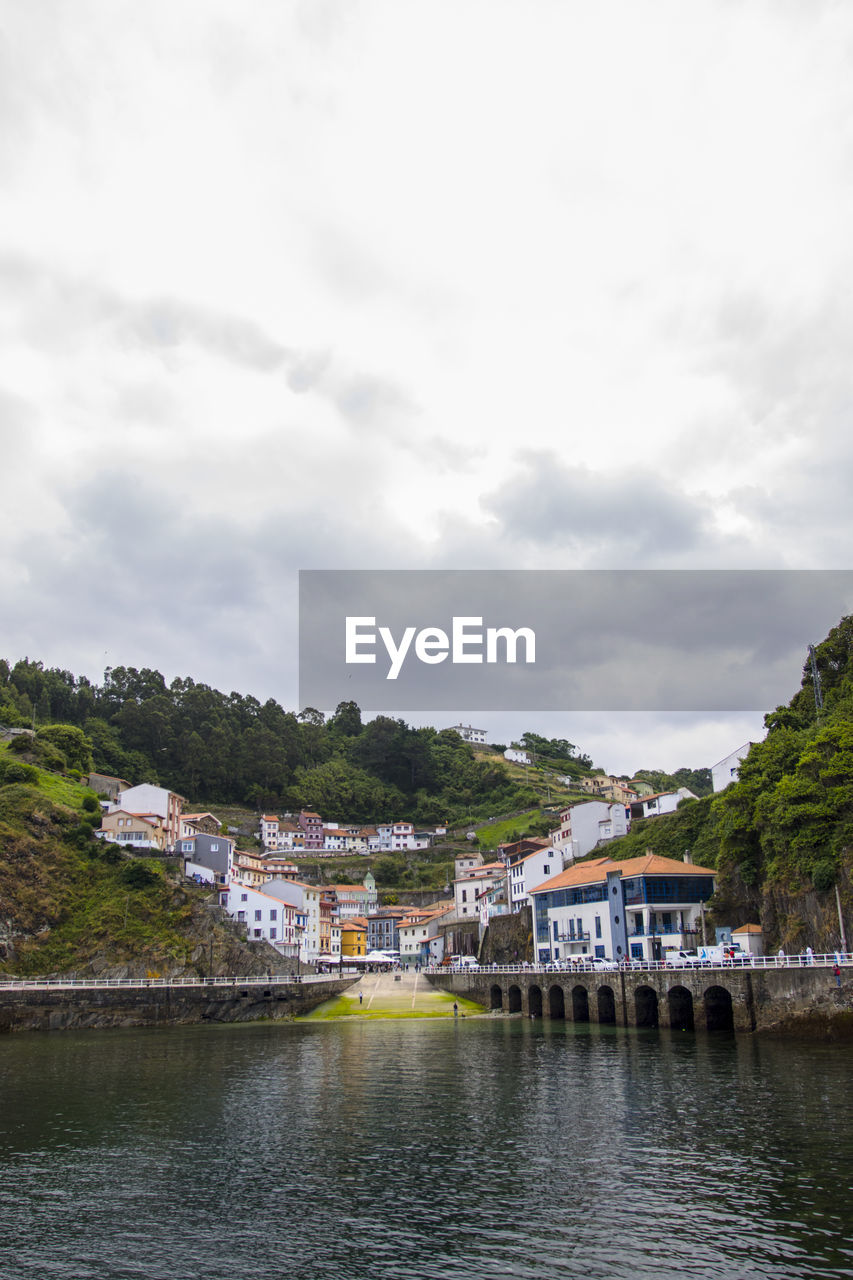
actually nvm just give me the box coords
[0,1017,851,1280]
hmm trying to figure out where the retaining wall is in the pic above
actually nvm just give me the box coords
[0,978,354,1034]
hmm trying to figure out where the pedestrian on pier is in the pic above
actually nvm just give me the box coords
[834,964,841,987]
[359,991,363,1004]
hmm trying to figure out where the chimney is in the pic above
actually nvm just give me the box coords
[683,851,693,864]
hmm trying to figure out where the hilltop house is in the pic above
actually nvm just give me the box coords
[109,784,184,847]
[551,800,629,862]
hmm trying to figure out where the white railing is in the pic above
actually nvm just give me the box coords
[426,952,852,976]
[0,972,351,992]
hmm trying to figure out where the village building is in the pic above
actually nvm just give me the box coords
[529,852,716,965]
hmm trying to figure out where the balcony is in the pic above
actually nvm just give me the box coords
[556,930,591,943]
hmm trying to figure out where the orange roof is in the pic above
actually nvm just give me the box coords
[732,923,763,934]
[530,852,715,895]
[261,814,279,821]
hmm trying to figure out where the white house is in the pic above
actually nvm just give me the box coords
[111,784,184,847]
[506,845,558,911]
[257,879,324,963]
[712,744,752,793]
[225,881,302,958]
[504,748,532,765]
[629,788,697,821]
[398,905,453,962]
[552,800,629,862]
[530,852,715,965]
[453,861,506,919]
[448,724,488,744]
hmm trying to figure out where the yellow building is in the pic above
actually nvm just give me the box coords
[340,916,368,958]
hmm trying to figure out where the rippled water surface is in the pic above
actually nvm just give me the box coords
[1,1018,851,1279]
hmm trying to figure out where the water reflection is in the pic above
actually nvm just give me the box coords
[0,1020,851,1279]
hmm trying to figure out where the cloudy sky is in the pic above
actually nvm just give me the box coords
[3,0,853,774]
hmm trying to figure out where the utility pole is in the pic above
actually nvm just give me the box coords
[836,883,848,954]
[809,644,824,715]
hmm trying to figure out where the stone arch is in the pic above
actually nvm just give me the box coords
[571,985,590,1023]
[668,985,695,1032]
[634,985,659,1029]
[704,984,734,1033]
[597,985,616,1025]
[490,984,503,1011]
[508,984,522,1014]
[548,985,566,1020]
[528,985,543,1018]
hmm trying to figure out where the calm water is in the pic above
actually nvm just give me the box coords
[1,1017,851,1280]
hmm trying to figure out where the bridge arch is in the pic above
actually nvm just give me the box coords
[572,985,590,1023]
[528,985,543,1018]
[548,985,566,1020]
[597,985,616,1025]
[704,985,734,1033]
[490,984,503,1011]
[635,985,659,1029]
[508,984,522,1014]
[668,985,695,1032]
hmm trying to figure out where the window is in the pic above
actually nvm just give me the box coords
[270,909,277,920]
[595,916,602,939]
[255,910,262,921]
[461,889,467,903]
[181,840,192,852]
[269,928,277,940]
[211,842,218,851]
[543,865,550,875]
[253,929,262,938]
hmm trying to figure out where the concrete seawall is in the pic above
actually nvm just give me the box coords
[428,966,853,1036]
[0,977,355,1033]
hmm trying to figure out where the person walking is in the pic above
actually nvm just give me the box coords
[834,963,841,988]
[358,991,363,1005]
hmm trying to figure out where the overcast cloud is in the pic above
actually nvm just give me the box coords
[3,0,853,774]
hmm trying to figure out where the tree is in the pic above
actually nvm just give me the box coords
[36,724,94,773]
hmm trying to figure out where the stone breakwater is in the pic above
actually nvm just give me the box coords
[0,976,356,1033]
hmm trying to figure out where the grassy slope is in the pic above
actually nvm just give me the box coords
[0,749,274,978]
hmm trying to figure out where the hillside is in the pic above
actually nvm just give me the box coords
[0,662,557,824]
[604,617,853,952]
[0,747,288,978]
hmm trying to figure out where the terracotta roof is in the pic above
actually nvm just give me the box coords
[529,853,715,895]
[732,923,763,934]
[261,814,279,821]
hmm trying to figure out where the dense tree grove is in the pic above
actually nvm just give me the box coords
[605,617,853,939]
[0,660,538,821]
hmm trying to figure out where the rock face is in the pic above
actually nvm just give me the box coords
[480,907,533,965]
[759,861,852,955]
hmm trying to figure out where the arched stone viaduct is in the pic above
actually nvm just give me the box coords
[428,966,849,1034]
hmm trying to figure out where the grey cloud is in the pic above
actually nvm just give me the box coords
[482,451,710,560]
[0,254,415,435]
[119,299,290,373]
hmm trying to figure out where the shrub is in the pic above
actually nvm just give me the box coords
[0,758,39,786]
[812,859,837,892]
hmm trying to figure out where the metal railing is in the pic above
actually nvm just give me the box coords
[0,972,352,992]
[426,952,852,976]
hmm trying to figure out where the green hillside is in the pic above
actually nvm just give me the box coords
[0,744,283,978]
